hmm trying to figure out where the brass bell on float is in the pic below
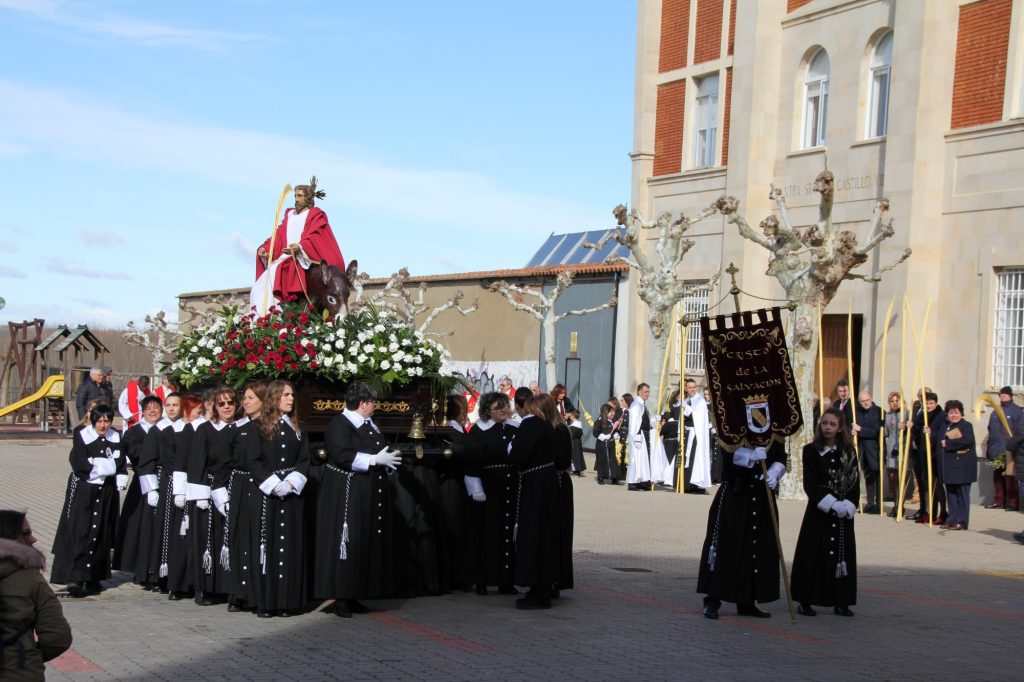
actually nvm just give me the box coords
[407,413,426,440]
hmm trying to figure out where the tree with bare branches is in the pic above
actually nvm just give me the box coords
[713,170,911,497]
[125,311,181,376]
[584,204,719,384]
[488,270,617,388]
[353,267,479,337]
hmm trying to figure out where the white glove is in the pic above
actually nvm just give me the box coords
[174,494,185,509]
[273,481,292,498]
[597,433,610,442]
[196,499,210,511]
[471,491,487,502]
[218,502,230,517]
[146,491,159,508]
[765,462,785,491]
[830,500,849,519]
[766,471,780,490]
[371,447,402,470]
[840,500,857,518]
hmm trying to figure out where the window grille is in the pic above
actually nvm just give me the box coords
[994,268,1024,388]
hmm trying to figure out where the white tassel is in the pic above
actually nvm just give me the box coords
[513,522,518,541]
[202,549,213,575]
[339,522,349,560]
[835,561,848,578]
[708,545,717,571]
[259,542,266,575]
[180,515,189,537]
[220,545,231,571]
[159,563,168,578]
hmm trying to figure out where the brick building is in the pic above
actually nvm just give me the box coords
[628,0,1024,432]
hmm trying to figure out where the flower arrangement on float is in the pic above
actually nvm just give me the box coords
[169,299,452,390]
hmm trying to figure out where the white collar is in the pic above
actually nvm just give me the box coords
[280,414,300,436]
[81,425,120,445]
[570,419,582,428]
[343,409,377,432]
[476,419,495,431]
[210,420,229,432]
[819,445,837,456]
[140,419,160,433]
[448,419,465,432]
[520,413,534,421]
[171,419,186,433]
[156,417,173,430]
[235,416,251,427]
[189,416,208,431]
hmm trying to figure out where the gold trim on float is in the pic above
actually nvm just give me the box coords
[311,399,412,413]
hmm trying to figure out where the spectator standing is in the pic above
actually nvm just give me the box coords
[986,386,1023,511]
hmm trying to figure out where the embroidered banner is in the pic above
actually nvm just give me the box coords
[700,307,803,451]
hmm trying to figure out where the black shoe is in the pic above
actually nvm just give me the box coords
[277,610,292,618]
[498,585,519,595]
[906,511,923,521]
[515,595,551,610]
[797,603,817,616]
[85,581,103,594]
[702,605,719,619]
[863,505,879,515]
[333,601,352,618]
[475,585,488,596]
[194,594,214,606]
[347,599,370,614]
[168,591,184,601]
[737,603,771,618]
[985,503,1001,509]
[1007,507,1019,512]
[66,583,87,598]
[597,479,606,485]
[611,479,623,485]
[256,610,274,618]
[1012,531,1024,545]
[887,509,899,518]
[627,484,641,491]
[834,606,855,617]
[227,602,246,613]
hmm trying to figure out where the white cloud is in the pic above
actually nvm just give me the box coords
[0,264,27,278]
[0,0,267,51]
[0,238,18,252]
[43,258,130,280]
[0,79,609,239]
[78,229,112,246]
[223,231,256,264]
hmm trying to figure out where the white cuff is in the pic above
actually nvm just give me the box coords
[211,487,229,509]
[172,471,187,496]
[116,474,129,490]
[767,462,786,480]
[186,482,211,501]
[283,471,308,495]
[352,453,373,472]
[90,457,117,479]
[818,493,838,513]
[597,434,610,442]
[464,475,484,497]
[731,449,751,468]
[138,474,160,495]
[259,475,282,495]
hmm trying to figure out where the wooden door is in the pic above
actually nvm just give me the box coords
[813,314,863,401]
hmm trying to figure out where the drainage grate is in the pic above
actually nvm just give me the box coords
[609,567,653,573]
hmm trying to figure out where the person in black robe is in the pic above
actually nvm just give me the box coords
[467,392,519,594]
[697,439,788,619]
[186,387,238,606]
[436,395,473,591]
[592,403,623,485]
[113,395,165,587]
[315,382,402,617]
[567,410,586,476]
[910,392,947,524]
[247,380,311,618]
[143,393,180,594]
[51,404,125,597]
[661,391,681,489]
[536,394,574,594]
[165,395,203,600]
[220,380,268,612]
[509,388,561,610]
[940,400,976,530]
[791,407,859,617]
[853,390,883,514]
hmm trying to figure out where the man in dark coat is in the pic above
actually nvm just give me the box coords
[910,392,947,523]
[834,380,854,428]
[853,390,883,513]
[697,441,788,619]
[75,367,107,420]
[986,386,1023,510]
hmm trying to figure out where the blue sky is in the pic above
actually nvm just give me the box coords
[0,0,635,327]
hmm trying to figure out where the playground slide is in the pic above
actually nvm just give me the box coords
[0,374,65,418]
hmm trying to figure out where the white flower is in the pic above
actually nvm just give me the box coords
[213,346,223,355]
[373,324,386,333]
[388,342,399,353]
[392,363,402,373]
[363,343,376,354]
[357,331,369,342]
[380,360,391,370]
[414,366,423,376]
[197,338,207,348]
[323,356,335,367]
[335,339,345,349]
[389,334,397,343]
[401,338,412,347]
[414,356,422,364]
[357,353,368,363]
[346,362,357,373]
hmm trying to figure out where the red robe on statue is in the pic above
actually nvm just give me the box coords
[255,207,345,301]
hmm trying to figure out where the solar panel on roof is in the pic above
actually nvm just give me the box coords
[525,228,625,267]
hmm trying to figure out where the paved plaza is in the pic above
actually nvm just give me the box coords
[3,436,1022,681]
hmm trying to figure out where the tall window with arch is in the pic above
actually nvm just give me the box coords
[693,73,720,168]
[867,32,893,138]
[802,49,830,149]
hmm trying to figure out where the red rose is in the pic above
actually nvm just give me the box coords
[310,361,319,369]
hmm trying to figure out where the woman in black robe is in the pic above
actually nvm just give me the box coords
[186,386,238,605]
[51,403,124,597]
[247,380,311,618]
[940,400,976,530]
[316,382,402,617]
[467,392,519,594]
[509,389,561,610]
[536,393,574,594]
[436,395,472,591]
[219,380,268,612]
[592,403,623,485]
[697,439,788,619]
[164,394,203,600]
[567,410,586,476]
[791,407,859,617]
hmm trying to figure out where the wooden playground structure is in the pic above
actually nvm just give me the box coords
[0,320,109,434]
